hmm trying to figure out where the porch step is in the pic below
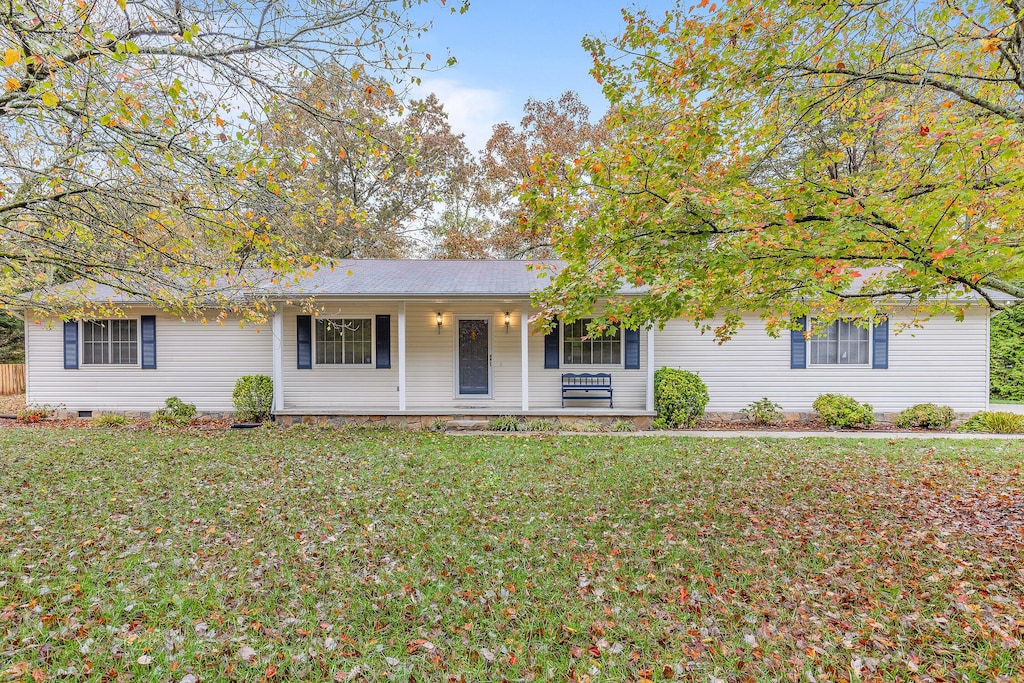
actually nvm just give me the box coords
[446,418,492,431]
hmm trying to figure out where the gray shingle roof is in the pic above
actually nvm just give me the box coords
[275,259,563,297]
[29,260,568,304]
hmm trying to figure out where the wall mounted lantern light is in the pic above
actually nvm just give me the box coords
[436,312,443,334]
[504,312,511,334]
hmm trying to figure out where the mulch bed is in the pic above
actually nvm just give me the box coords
[695,417,957,433]
[0,415,961,433]
[0,416,234,430]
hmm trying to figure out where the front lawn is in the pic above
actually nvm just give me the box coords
[1,429,1022,681]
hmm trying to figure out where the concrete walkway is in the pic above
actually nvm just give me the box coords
[990,403,1024,414]
[455,429,1024,439]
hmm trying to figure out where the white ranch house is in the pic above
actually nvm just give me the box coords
[24,260,996,425]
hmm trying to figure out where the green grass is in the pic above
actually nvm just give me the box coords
[989,398,1024,405]
[2,429,1023,681]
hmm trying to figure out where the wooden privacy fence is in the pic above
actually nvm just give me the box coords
[0,364,25,395]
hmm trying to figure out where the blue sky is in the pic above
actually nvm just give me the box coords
[409,1,671,153]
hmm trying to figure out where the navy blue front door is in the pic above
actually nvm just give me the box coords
[458,319,489,395]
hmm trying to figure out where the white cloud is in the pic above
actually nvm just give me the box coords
[412,78,513,155]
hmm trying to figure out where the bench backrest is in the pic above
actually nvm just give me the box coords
[561,372,612,387]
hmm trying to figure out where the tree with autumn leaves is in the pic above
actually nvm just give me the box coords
[525,0,1024,338]
[0,0,464,317]
[264,68,471,259]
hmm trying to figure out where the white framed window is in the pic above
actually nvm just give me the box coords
[808,319,870,366]
[315,318,372,366]
[82,319,138,365]
[562,318,622,365]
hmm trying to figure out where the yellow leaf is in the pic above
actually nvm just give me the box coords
[41,91,58,107]
[215,114,225,127]
[4,48,20,66]
[4,76,19,91]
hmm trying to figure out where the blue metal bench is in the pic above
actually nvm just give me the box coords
[561,373,613,408]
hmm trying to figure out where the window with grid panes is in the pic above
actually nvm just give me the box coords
[563,318,621,365]
[315,318,372,365]
[82,320,138,365]
[808,319,870,365]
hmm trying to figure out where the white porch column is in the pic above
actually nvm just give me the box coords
[645,327,655,412]
[521,302,530,411]
[271,307,284,414]
[398,302,407,411]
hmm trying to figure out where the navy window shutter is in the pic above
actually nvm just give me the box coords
[296,315,312,369]
[63,320,79,370]
[544,321,559,369]
[790,316,807,369]
[872,318,889,369]
[140,316,157,369]
[375,314,391,369]
[624,328,640,369]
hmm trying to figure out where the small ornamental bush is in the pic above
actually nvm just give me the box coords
[489,415,524,432]
[17,405,55,423]
[812,393,875,428]
[894,403,956,430]
[524,418,559,432]
[151,396,197,427]
[653,368,709,428]
[957,411,1024,434]
[233,375,274,422]
[741,397,785,426]
[611,419,635,432]
[94,414,131,427]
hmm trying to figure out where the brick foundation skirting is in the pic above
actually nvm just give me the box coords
[273,413,654,431]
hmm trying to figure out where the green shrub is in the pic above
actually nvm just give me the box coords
[524,418,559,432]
[894,403,956,429]
[653,368,709,428]
[151,396,197,427]
[17,405,54,423]
[812,393,875,428]
[232,375,274,422]
[427,417,448,433]
[957,411,1024,434]
[94,414,131,427]
[741,397,784,425]
[489,415,524,432]
[991,307,1024,400]
[610,419,634,432]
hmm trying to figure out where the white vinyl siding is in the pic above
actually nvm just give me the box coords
[528,320,648,411]
[405,301,522,410]
[282,305,397,411]
[654,308,989,413]
[26,309,271,412]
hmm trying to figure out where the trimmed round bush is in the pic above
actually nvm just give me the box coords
[233,375,274,422]
[653,368,709,428]
[812,393,875,428]
[894,403,955,429]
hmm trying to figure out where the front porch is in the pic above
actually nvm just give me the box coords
[268,299,658,416]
